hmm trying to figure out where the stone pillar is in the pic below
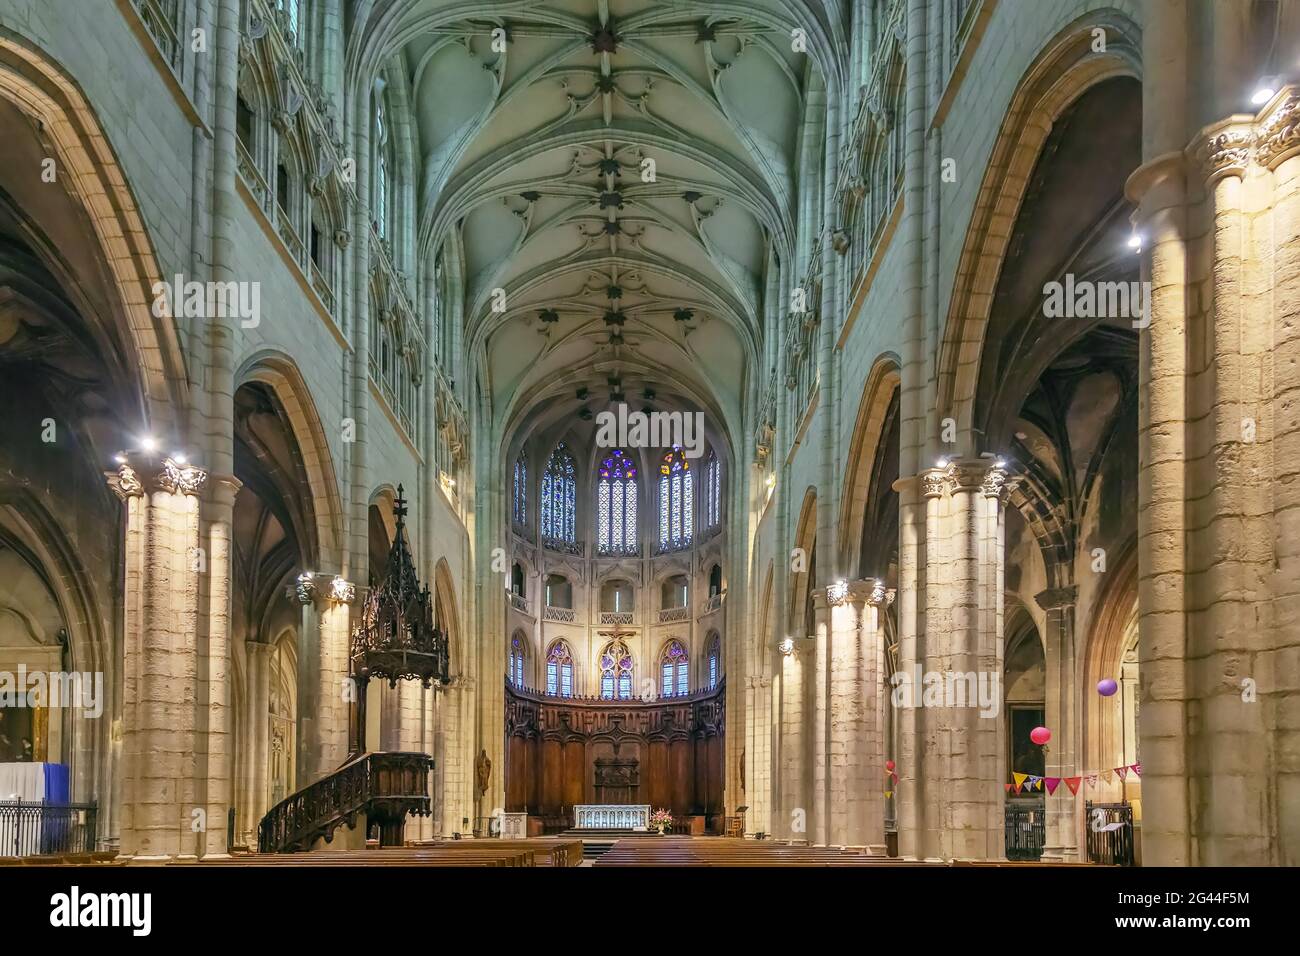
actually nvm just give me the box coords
[293,575,321,786]
[1038,585,1080,861]
[908,458,1009,860]
[107,457,208,861]
[199,474,238,858]
[744,673,773,837]
[825,579,889,851]
[777,638,807,841]
[318,586,353,772]
[1131,47,1300,860]
[894,476,925,859]
[241,641,274,847]
[810,592,831,845]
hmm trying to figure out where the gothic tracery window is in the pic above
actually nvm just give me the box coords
[658,447,693,551]
[600,640,634,700]
[509,633,527,689]
[704,449,721,530]
[540,443,576,547]
[707,632,721,690]
[660,640,689,697]
[373,93,390,238]
[546,641,573,697]
[513,453,527,527]
[597,448,638,555]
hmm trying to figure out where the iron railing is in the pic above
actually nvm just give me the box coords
[1085,801,1135,866]
[1004,800,1045,861]
[0,802,97,857]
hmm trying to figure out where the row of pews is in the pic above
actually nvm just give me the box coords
[593,837,939,866]
[190,838,585,868]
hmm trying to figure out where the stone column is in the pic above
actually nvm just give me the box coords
[293,575,321,786]
[241,641,274,847]
[318,583,353,773]
[1037,585,1079,861]
[107,457,208,861]
[744,673,773,837]
[825,579,889,851]
[777,638,807,841]
[909,458,1009,860]
[810,591,831,845]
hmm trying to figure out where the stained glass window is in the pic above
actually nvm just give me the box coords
[541,443,576,545]
[374,95,389,238]
[600,640,634,700]
[513,454,527,526]
[705,450,721,529]
[509,634,527,688]
[546,641,573,697]
[658,447,693,550]
[660,640,689,697]
[707,633,720,690]
[597,449,638,555]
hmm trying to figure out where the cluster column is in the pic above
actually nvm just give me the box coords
[107,457,209,860]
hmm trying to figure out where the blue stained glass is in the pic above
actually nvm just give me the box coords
[542,444,576,544]
[597,449,637,554]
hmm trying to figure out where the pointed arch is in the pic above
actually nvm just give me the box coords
[596,448,639,556]
[935,12,1142,449]
[0,28,189,432]
[658,446,694,552]
[540,442,577,546]
[544,639,573,698]
[839,355,901,574]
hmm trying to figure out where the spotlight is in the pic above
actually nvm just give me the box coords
[994,458,1006,469]
[1127,233,1142,251]
[140,436,157,452]
[113,453,127,465]
[172,452,187,465]
[1252,80,1278,106]
[936,457,948,469]
[778,638,795,656]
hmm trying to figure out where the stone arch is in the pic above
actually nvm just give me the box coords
[433,557,462,672]
[0,488,112,802]
[839,354,902,577]
[790,487,818,634]
[0,28,188,432]
[935,12,1142,450]
[1081,540,1139,802]
[236,350,345,568]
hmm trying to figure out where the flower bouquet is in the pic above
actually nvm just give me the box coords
[650,808,673,834]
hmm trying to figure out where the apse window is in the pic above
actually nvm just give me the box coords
[600,640,634,700]
[661,640,689,697]
[546,642,573,698]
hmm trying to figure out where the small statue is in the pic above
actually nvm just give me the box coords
[475,748,491,796]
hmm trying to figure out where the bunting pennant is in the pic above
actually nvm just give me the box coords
[1007,767,1140,795]
[1004,783,1012,792]
[885,791,893,799]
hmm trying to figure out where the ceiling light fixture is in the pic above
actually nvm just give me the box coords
[1252,78,1278,105]
[140,436,158,452]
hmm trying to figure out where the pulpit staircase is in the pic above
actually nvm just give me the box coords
[258,751,434,853]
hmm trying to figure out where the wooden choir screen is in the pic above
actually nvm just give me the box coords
[504,681,725,833]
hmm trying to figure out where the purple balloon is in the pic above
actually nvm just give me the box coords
[1097,678,1119,697]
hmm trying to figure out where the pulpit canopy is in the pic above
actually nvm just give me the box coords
[350,486,450,687]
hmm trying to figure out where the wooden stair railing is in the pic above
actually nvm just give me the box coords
[258,751,434,853]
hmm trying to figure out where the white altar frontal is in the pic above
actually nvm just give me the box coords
[573,804,650,831]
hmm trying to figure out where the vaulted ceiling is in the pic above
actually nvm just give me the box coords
[370,0,834,459]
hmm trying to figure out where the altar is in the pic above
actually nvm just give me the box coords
[573,804,650,831]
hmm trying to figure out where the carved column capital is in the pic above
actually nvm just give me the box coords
[1034,585,1078,613]
[1254,87,1300,169]
[105,457,208,499]
[1191,118,1254,183]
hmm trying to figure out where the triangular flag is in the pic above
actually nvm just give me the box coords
[1035,779,1044,791]
[1131,763,1141,777]
[1013,783,1023,794]
[1101,769,1114,784]
[1116,766,1129,781]
[885,791,893,799]
[1064,776,1081,795]
[1005,783,1012,792]
[1086,773,1098,789]
[1045,777,1061,795]
[1013,772,1028,788]
[891,772,899,784]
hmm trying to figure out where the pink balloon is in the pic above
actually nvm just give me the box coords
[1097,678,1119,697]
[1030,726,1052,746]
